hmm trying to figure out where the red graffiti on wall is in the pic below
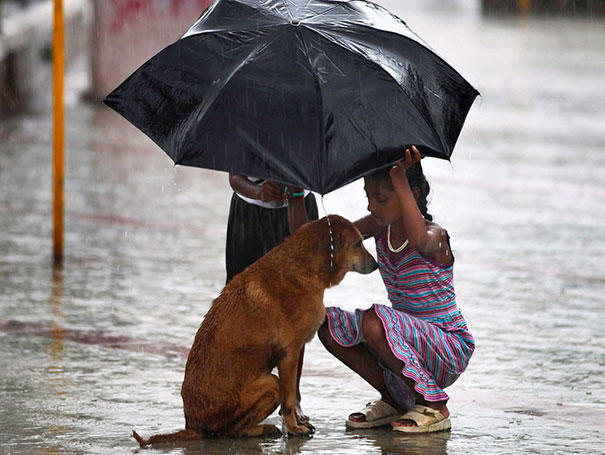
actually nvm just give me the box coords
[110,0,211,33]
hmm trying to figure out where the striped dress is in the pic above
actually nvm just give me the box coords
[325,227,475,402]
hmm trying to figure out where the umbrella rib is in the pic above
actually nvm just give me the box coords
[303,24,450,155]
[342,107,378,155]
[350,22,477,94]
[184,0,288,37]
[174,33,285,164]
[293,27,327,194]
[235,125,308,186]
[282,0,315,21]
[281,0,294,21]
[298,5,341,24]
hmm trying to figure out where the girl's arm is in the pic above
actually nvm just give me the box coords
[354,215,381,240]
[390,147,452,265]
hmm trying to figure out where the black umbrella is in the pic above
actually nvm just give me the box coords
[104,0,479,195]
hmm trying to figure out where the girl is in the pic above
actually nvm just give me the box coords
[318,146,475,433]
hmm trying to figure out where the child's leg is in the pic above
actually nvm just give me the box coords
[317,322,402,416]
[361,310,416,395]
[361,309,450,426]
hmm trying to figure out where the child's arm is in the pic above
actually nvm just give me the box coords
[286,187,308,234]
[228,173,284,202]
[390,147,452,265]
[354,215,381,240]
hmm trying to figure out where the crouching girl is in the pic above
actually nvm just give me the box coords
[318,146,475,433]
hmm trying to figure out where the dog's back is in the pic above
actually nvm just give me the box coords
[181,284,278,431]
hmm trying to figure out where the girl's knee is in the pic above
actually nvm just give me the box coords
[362,310,385,346]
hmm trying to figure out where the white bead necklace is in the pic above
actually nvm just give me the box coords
[387,224,408,253]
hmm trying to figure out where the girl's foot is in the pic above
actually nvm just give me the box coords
[391,403,449,429]
[346,399,402,428]
[349,393,403,423]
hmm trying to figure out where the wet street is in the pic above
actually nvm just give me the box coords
[1,1,604,454]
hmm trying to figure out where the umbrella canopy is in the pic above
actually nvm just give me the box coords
[104,0,479,195]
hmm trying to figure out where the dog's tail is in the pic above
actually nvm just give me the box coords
[132,428,201,447]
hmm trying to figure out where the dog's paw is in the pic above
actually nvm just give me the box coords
[301,420,315,434]
[263,425,283,438]
[287,424,314,437]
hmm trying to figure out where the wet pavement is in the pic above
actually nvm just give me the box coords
[1,1,604,454]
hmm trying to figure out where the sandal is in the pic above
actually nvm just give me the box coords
[391,405,451,433]
[346,399,400,429]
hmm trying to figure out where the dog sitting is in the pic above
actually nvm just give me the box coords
[133,215,377,446]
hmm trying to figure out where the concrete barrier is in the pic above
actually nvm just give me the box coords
[481,0,605,16]
[0,0,212,118]
[0,0,88,117]
[89,0,213,100]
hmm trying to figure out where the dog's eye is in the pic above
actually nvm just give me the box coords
[356,241,362,248]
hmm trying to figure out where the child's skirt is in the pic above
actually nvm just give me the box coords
[325,303,474,402]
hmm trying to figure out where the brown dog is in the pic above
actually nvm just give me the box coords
[132,215,377,446]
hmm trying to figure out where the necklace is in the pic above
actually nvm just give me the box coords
[387,224,408,253]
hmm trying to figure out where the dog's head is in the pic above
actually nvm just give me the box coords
[314,215,378,287]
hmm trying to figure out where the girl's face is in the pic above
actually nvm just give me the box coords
[363,178,402,227]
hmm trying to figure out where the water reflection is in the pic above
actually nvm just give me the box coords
[43,265,68,454]
[346,427,450,455]
[176,431,311,455]
[170,436,311,455]
[46,266,66,379]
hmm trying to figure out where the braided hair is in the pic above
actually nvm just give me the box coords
[366,162,433,221]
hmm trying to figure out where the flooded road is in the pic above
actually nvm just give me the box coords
[1,1,604,453]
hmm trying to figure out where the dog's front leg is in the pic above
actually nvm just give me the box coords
[277,346,313,436]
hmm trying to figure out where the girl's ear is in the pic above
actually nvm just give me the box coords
[411,186,421,201]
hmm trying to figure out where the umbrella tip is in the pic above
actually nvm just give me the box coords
[290,19,300,26]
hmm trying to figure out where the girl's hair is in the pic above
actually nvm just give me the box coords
[366,162,433,221]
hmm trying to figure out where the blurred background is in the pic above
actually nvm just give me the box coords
[1,1,604,454]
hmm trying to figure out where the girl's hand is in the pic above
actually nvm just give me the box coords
[259,181,285,203]
[389,146,422,185]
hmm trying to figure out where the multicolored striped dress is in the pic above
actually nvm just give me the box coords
[325,227,475,402]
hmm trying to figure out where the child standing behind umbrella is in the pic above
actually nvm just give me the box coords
[318,146,475,433]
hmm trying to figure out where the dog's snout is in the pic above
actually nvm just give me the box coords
[365,255,378,274]
[355,251,377,274]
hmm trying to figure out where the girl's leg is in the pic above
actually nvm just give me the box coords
[361,309,449,426]
[317,322,403,420]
